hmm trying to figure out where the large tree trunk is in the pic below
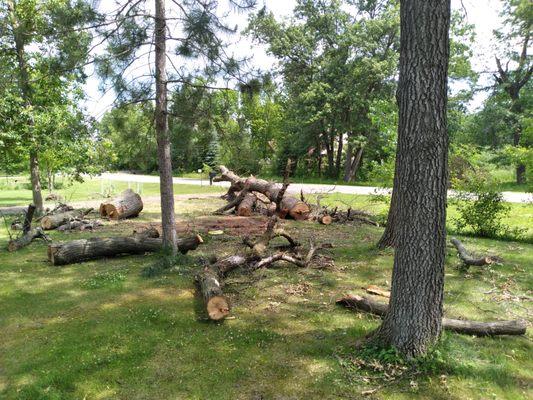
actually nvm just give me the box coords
[377,181,398,249]
[373,0,451,358]
[338,295,527,336]
[155,0,177,254]
[343,144,364,182]
[99,189,143,220]
[48,230,203,266]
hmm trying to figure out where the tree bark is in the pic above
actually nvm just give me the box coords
[29,151,44,215]
[8,227,49,252]
[337,295,527,336]
[7,0,44,215]
[377,182,398,249]
[41,208,93,230]
[48,231,203,266]
[372,0,451,358]
[214,166,311,220]
[22,204,36,233]
[196,255,252,320]
[155,0,177,254]
[450,238,499,267]
[343,144,364,182]
[99,189,143,220]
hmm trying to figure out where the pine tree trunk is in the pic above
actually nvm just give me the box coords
[373,0,451,358]
[155,0,177,254]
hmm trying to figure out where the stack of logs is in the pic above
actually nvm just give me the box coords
[213,166,378,226]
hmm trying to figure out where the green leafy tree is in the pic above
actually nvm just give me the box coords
[492,0,532,184]
[95,0,256,252]
[1,0,96,213]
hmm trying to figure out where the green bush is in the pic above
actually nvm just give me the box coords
[453,171,513,238]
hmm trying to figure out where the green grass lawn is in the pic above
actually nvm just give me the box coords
[0,194,531,399]
[0,177,224,207]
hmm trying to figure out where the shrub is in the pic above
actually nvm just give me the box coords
[453,170,511,238]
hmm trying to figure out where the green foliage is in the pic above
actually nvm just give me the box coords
[453,171,513,238]
[98,104,157,173]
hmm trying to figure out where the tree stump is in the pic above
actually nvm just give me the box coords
[99,189,143,220]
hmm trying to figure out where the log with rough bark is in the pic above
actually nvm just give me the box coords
[450,238,500,267]
[237,192,257,216]
[8,227,50,252]
[337,294,527,336]
[99,189,143,220]
[7,204,51,251]
[22,204,36,233]
[214,166,310,220]
[196,255,253,320]
[40,208,93,230]
[48,229,203,266]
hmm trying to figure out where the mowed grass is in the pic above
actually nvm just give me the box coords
[0,193,532,399]
[0,176,224,207]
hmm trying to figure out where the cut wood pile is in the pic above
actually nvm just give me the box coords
[48,227,203,266]
[41,208,94,230]
[197,173,334,321]
[99,189,143,220]
[337,294,527,336]
[212,166,377,226]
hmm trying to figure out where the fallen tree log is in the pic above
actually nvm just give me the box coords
[196,255,253,320]
[237,192,257,216]
[8,227,50,252]
[337,294,527,336]
[41,208,93,230]
[99,189,143,220]
[214,166,310,220]
[48,229,203,266]
[450,238,500,267]
[7,204,51,251]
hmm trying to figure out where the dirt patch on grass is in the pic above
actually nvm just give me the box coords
[134,215,270,237]
[176,215,269,236]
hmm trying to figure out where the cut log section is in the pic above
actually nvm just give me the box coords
[8,227,50,252]
[337,294,527,336]
[48,229,203,266]
[99,189,143,220]
[196,255,252,320]
[450,238,500,267]
[213,166,310,220]
[237,193,257,216]
[41,208,93,230]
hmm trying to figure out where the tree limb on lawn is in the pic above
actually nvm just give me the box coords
[337,294,527,336]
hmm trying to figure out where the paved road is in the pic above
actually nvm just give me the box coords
[100,172,533,204]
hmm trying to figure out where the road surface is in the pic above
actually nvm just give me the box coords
[100,172,532,204]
